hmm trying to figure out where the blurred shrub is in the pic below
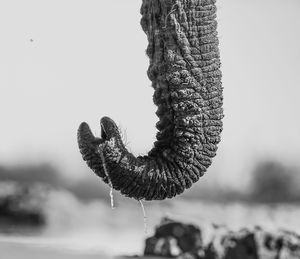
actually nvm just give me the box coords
[0,163,110,201]
[0,183,46,232]
[0,163,60,186]
[249,160,300,203]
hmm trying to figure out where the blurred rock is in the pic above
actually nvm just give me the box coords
[143,217,300,259]
[209,228,258,259]
[144,217,202,257]
[255,227,300,259]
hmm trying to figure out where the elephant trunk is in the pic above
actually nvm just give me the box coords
[78,0,223,201]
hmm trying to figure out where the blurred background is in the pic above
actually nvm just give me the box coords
[0,0,299,258]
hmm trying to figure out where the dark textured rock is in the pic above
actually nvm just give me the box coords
[212,229,258,259]
[155,218,202,252]
[142,218,300,259]
[144,218,202,257]
[255,228,300,259]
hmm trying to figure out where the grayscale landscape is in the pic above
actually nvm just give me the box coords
[0,0,299,258]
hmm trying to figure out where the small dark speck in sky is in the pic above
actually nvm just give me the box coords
[30,39,34,42]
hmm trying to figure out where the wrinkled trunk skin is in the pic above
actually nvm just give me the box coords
[78,0,223,200]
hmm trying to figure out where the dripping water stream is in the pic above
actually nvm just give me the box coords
[98,144,148,232]
[139,200,148,234]
[98,144,115,209]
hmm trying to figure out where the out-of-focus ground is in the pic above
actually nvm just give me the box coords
[1,198,300,258]
[0,241,113,259]
[0,160,300,258]
[0,0,299,258]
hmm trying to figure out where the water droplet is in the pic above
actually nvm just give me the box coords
[110,187,115,209]
[98,145,115,210]
[139,200,148,234]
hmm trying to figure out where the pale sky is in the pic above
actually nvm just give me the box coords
[0,0,300,187]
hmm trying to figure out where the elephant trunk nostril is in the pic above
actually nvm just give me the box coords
[99,116,122,142]
[78,122,96,144]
